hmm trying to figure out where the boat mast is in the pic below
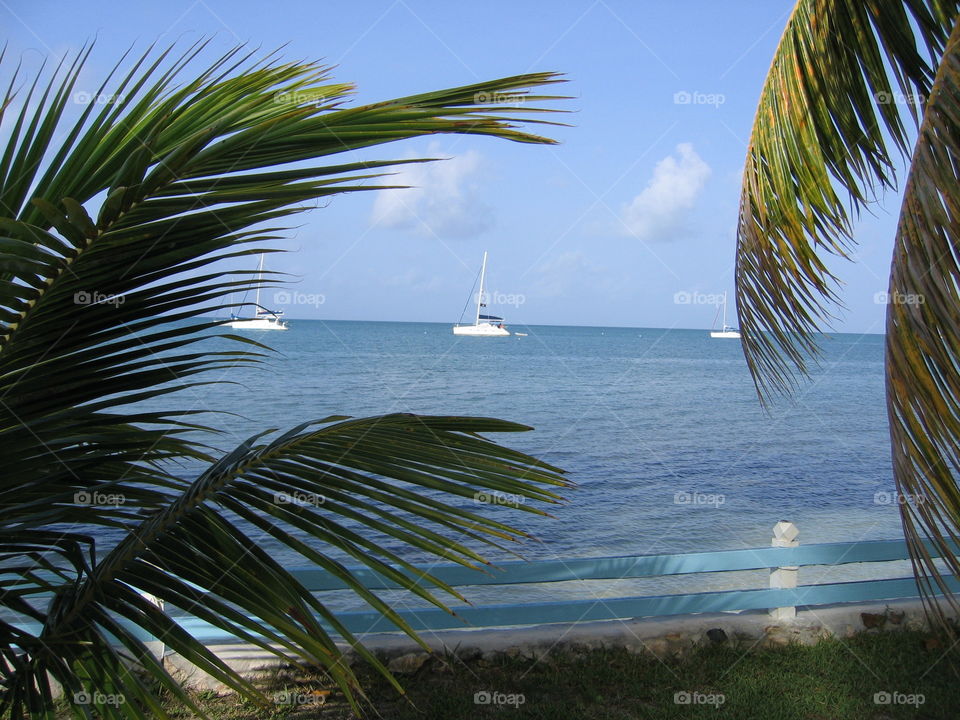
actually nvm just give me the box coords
[255,253,264,312]
[476,251,487,326]
[721,291,727,329]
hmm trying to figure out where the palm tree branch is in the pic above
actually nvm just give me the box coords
[885,11,960,630]
[736,0,958,400]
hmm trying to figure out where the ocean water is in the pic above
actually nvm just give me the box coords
[160,320,907,612]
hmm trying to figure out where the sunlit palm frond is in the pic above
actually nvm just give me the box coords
[885,14,960,631]
[736,0,960,635]
[736,0,957,399]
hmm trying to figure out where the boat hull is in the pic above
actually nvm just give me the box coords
[225,318,288,330]
[710,330,740,339]
[453,324,510,336]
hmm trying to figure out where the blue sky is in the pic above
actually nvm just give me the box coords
[4,0,906,331]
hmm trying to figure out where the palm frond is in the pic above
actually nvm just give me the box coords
[885,13,960,632]
[0,41,568,517]
[6,415,567,718]
[0,42,570,718]
[735,0,958,399]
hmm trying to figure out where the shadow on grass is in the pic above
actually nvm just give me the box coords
[169,629,960,719]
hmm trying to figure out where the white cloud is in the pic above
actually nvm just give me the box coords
[371,145,492,239]
[621,143,711,241]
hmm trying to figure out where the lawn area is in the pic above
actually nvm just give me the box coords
[157,629,960,719]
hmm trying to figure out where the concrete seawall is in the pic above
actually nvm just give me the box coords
[167,598,947,689]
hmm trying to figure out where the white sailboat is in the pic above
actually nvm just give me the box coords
[225,254,289,331]
[710,291,740,339]
[453,251,510,337]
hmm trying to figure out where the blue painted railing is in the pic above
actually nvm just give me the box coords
[13,536,960,644]
[170,537,959,642]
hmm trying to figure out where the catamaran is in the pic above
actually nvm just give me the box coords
[225,254,288,331]
[710,291,740,339]
[453,251,510,336]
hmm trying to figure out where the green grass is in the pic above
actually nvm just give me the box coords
[157,630,960,718]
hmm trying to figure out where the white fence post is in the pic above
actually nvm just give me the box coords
[140,591,166,662]
[770,521,799,620]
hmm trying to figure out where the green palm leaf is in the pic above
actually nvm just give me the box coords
[23,415,566,719]
[886,16,960,630]
[736,0,956,398]
[735,0,960,633]
[0,42,570,718]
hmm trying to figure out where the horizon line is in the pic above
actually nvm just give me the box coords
[201,316,886,336]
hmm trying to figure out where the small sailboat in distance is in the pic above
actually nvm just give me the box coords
[225,254,288,331]
[453,251,510,337]
[710,291,740,339]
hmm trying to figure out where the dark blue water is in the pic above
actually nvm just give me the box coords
[116,320,906,610]
[180,321,895,553]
